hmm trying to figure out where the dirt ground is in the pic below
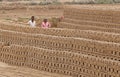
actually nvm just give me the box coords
[0,6,63,27]
[1,4,120,27]
[0,62,71,77]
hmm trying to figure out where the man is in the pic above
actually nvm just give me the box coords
[28,16,36,27]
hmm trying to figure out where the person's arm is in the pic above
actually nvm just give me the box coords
[41,22,44,28]
[28,20,30,24]
[27,21,30,25]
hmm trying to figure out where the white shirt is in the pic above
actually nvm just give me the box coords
[28,20,36,27]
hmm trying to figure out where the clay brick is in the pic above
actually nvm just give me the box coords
[0,44,119,77]
[0,30,120,61]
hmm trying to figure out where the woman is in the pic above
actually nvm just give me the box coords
[41,19,51,28]
[28,16,36,27]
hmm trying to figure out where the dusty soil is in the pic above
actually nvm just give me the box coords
[0,6,63,27]
[0,62,71,77]
[1,4,120,27]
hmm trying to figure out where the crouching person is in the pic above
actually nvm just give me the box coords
[41,19,51,28]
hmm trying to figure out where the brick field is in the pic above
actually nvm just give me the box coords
[0,4,120,77]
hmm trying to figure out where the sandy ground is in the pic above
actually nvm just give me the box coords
[0,62,71,77]
[0,7,63,26]
[1,4,120,26]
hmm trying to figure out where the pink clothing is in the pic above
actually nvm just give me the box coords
[41,22,51,28]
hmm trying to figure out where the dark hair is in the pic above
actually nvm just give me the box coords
[31,16,35,22]
[43,19,47,23]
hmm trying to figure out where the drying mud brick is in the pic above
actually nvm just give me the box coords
[0,30,120,61]
[58,6,120,33]
[0,43,119,77]
[1,24,120,43]
[58,22,120,33]
[64,8,120,24]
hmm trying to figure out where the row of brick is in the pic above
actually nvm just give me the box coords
[0,43,119,77]
[64,7,120,17]
[58,22,120,34]
[63,18,120,29]
[65,13,116,24]
[0,4,64,10]
[1,23,120,43]
[64,8,120,24]
[0,29,120,61]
